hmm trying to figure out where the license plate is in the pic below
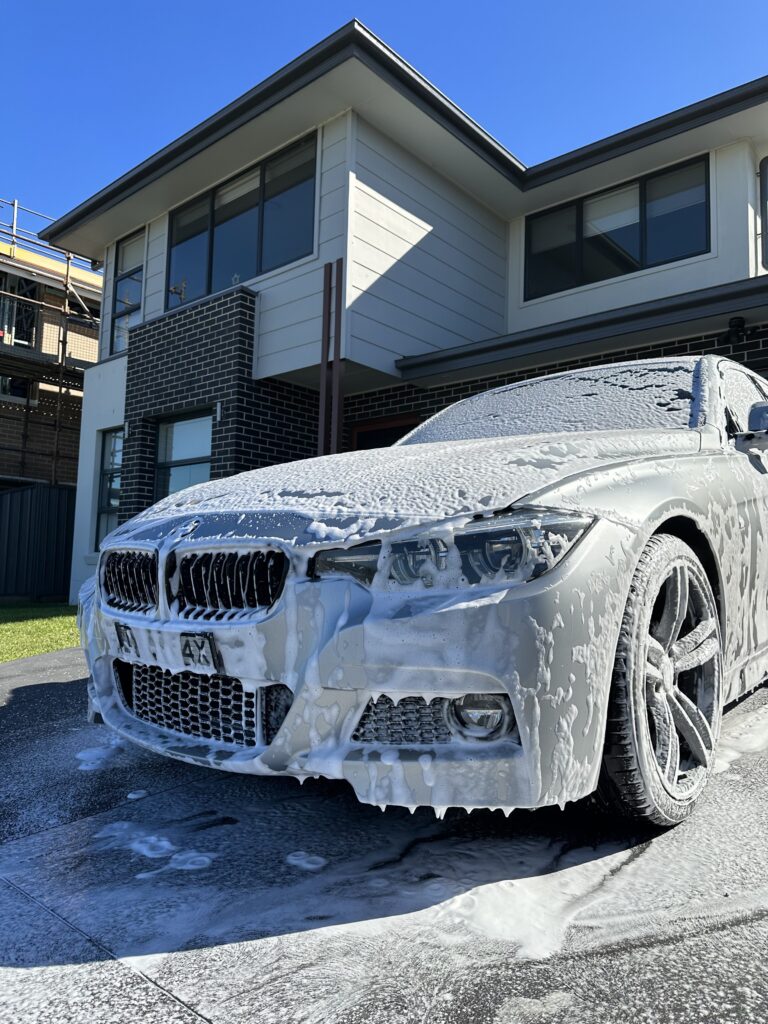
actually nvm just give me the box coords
[115,622,139,657]
[180,633,219,670]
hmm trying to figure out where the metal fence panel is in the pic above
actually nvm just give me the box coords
[0,484,75,600]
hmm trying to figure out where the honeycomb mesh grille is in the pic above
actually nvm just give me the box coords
[102,551,158,613]
[352,695,452,745]
[169,550,288,619]
[114,661,292,747]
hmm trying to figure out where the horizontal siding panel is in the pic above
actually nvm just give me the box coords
[351,233,505,327]
[351,260,502,338]
[319,161,347,199]
[354,191,505,294]
[258,316,322,357]
[322,113,347,149]
[256,342,322,379]
[356,123,506,244]
[348,287,471,352]
[321,135,347,172]
[354,163,505,275]
[319,183,346,220]
[145,251,165,278]
[258,265,325,312]
[347,117,507,367]
[346,334,429,377]
[349,310,445,358]
[319,209,346,245]
[259,292,324,333]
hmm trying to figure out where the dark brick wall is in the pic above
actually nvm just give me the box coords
[343,321,768,445]
[120,287,318,520]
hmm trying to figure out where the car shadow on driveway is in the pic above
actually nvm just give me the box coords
[0,667,656,970]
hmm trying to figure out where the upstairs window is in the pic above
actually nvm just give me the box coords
[167,133,317,309]
[525,157,709,300]
[155,413,212,498]
[111,231,145,353]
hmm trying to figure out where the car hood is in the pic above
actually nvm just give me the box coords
[111,429,700,548]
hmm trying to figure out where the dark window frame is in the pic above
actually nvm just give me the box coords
[95,427,124,549]
[154,410,213,500]
[524,155,711,301]
[111,229,145,354]
[165,132,318,311]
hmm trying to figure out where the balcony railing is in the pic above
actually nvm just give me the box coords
[0,292,98,368]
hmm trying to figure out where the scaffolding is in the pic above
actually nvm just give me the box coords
[0,197,102,485]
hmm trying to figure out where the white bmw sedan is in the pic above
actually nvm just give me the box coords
[80,355,768,826]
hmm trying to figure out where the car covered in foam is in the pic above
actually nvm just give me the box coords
[79,355,768,825]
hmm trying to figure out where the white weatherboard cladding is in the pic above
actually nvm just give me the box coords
[347,117,507,377]
[143,214,168,320]
[69,356,127,602]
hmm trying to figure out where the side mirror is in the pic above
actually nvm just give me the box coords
[736,401,768,451]
[748,402,768,432]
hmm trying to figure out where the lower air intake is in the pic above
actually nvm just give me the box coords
[114,661,292,747]
[352,695,452,745]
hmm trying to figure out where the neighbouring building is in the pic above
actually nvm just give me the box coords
[40,22,768,603]
[0,198,101,489]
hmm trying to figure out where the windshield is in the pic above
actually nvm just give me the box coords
[400,362,700,445]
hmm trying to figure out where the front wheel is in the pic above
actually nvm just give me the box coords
[599,534,723,827]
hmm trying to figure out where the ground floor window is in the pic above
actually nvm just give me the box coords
[96,428,124,547]
[155,412,212,498]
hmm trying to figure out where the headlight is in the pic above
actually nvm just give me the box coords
[311,509,593,588]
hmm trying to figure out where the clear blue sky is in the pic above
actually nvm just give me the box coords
[7,0,768,223]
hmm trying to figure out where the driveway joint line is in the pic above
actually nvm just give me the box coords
[0,873,214,1024]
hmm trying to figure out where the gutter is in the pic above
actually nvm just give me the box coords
[397,276,768,381]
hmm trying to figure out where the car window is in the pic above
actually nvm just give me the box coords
[720,367,768,432]
[401,362,700,445]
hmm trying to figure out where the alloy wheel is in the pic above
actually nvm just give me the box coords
[644,561,720,798]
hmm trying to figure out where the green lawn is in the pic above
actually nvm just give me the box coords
[0,604,79,664]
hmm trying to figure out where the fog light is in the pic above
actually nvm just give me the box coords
[449,693,513,740]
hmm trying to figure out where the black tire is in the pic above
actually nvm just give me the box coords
[598,534,723,827]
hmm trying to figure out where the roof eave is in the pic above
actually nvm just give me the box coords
[40,20,526,248]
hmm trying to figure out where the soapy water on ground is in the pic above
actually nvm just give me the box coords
[2,684,768,1023]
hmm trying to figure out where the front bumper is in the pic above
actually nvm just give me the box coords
[81,517,636,812]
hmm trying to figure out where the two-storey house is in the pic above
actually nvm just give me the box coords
[41,22,768,603]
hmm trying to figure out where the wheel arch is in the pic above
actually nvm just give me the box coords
[650,515,725,639]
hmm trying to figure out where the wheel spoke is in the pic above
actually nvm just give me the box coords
[674,638,719,674]
[668,688,714,769]
[645,634,664,687]
[671,618,718,673]
[654,565,689,650]
[649,693,680,784]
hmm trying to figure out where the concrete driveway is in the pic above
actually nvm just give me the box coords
[1,649,767,1024]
